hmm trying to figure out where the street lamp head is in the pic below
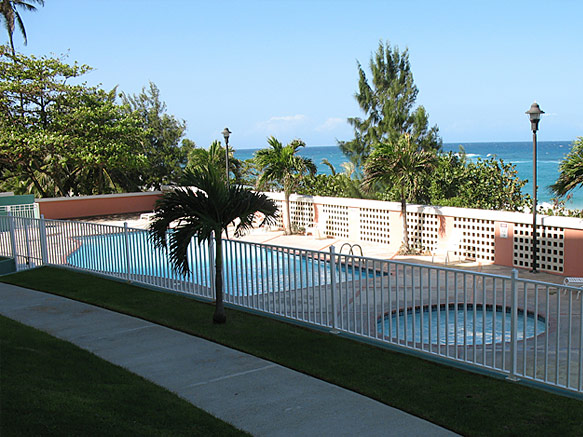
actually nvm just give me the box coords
[222,127,231,143]
[525,102,544,132]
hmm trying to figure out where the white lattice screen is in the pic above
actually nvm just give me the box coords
[274,200,284,228]
[513,224,564,272]
[454,217,495,261]
[290,200,314,229]
[360,208,391,245]
[322,204,349,239]
[406,212,439,252]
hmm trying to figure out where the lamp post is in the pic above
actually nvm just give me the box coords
[525,102,544,273]
[222,127,231,184]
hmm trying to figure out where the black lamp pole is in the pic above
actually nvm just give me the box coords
[222,127,231,185]
[525,102,544,273]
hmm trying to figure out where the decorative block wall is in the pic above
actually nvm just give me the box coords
[407,212,439,252]
[513,223,564,272]
[289,200,315,229]
[322,204,349,239]
[359,208,391,245]
[274,199,284,228]
[454,217,495,262]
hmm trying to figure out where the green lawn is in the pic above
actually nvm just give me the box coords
[0,315,248,436]
[2,266,582,436]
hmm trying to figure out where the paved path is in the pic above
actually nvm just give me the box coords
[0,283,457,436]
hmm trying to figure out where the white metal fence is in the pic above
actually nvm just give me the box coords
[0,203,39,219]
[1,214,581,396]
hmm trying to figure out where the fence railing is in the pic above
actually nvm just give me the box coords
[0,203,39,220]
[1,214,581,396]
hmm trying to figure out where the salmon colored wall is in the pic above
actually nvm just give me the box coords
[37,193,162,219]
[563,228,583,276]
[494,222,514,267]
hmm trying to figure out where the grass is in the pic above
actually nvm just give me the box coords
[0,315,249,436]
[3,266,582,436]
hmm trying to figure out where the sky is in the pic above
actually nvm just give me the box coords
[10,0,583,149]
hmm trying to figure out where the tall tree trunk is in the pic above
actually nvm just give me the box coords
[401,189,409,253]
[284,190,292,235]
[212,231,226,324]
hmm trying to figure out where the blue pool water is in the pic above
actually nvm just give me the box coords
[66,232,369,295]
[378,306,546,346]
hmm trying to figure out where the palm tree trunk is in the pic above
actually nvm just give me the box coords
[212,231,226,324]
[284,190,292,235]
[401,190,409,253]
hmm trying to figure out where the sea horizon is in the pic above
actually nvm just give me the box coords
[234,140,583,210]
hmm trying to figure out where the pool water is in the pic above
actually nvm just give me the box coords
[66,232,371,295]
[377,306,546,346]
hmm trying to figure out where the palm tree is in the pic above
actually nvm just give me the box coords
[1,0,44,55]
[149,164,278,324]
[255,136,316,235]
[363,134,436,253]
[551,137,583,197]
[187,140,242,183]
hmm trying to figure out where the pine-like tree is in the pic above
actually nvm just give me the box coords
[339,40,441,173]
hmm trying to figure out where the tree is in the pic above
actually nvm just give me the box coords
[120,82,189,190]
[339,40,441,174]
[186,140,243,184]
[0,0,43,55]
[364,134,436,253]
[255,136,316,234]
[149,164,278,324]
[424,151,531,211]
[297,160,368,199]
[0,47,146,196]
[551,137,583,197]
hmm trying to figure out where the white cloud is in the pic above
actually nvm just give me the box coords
[268,115,306,123]
[255,114,307,134]
[315,117,345,132]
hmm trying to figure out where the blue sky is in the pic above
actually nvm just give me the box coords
[11,0,583,149]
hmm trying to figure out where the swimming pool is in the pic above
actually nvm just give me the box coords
[377,305,546,346]
[66,232,369,295]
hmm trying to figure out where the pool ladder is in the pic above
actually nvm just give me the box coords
[339,242,363,256]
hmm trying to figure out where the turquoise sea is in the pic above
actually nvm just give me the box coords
[234,141,582,209]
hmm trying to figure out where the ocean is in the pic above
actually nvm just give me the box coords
[234,141,583,209]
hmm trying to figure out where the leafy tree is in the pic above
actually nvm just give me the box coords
[339,40,441,174]
[0,47,146,196]
[255,136,316,234]
[551,137,583,197]
[149,164,277,324]
[186,140,243,184]
[425,151,530,211]
[364,134,436,253]
[0,0,43,55]
[120,82,189,190]
[297,160,368,199]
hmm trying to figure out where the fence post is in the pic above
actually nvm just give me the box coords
[209,235,215,300]
[39,214,48,265]
[330,245,338,333]
[8,212,17,261]
[23,217,31,266]
[509,269,519,381]
[124,222,131,280]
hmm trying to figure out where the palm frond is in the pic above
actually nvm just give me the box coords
[149,164,277,275]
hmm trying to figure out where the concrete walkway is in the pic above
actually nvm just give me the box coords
[0,283,457,437]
